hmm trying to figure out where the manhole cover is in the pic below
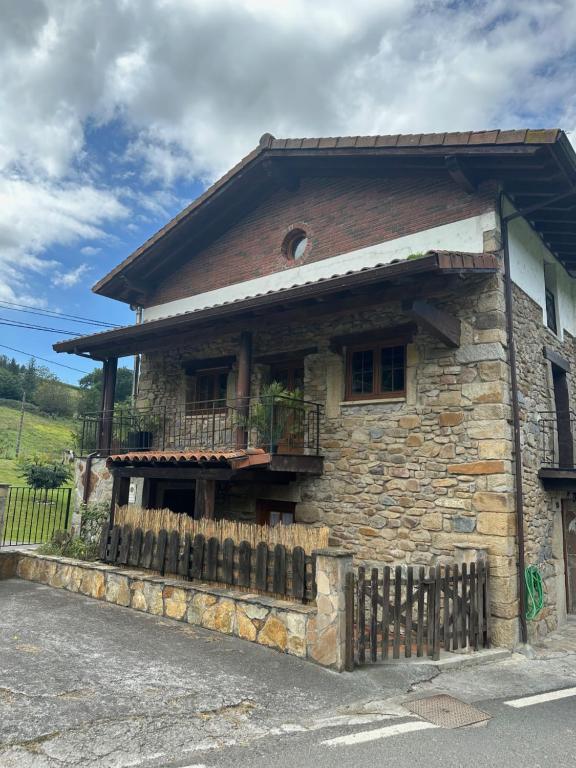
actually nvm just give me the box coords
[405,695,491,729]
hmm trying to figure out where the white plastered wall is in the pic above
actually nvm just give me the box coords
[505,198,576,339]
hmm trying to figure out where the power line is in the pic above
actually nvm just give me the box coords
[0,302,118,329]
[0,343,94,374]
[0,318,83,336]
[0,299,120,328]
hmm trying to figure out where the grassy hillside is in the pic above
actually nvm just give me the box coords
[0,404,75,486]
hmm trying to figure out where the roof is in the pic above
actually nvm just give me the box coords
[91,128,576,302]
[107,449,270,470]
[54,250,499,358]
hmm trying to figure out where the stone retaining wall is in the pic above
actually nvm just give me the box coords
[0,548,352,671]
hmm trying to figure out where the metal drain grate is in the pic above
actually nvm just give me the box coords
[405,695,491,729]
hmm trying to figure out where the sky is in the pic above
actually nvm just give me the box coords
[1,0,576,384]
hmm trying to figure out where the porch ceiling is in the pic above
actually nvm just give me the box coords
[53,250,499,359]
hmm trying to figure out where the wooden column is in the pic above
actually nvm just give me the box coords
[235,331,252,448]
[98,357,118,453]
[194,478,216,520]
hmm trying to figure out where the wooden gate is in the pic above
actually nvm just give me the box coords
[345,561,491,670]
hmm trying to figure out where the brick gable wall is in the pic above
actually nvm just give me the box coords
[144,175,497,308]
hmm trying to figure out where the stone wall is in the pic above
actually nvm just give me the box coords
[512,283,576,640]
[74,457,114,515]
[3,548,353,671]
[136,269,524,647]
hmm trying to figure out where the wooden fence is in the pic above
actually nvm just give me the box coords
[99,523,316,602]
[345,561,491,669]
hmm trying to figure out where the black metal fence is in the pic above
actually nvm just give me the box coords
[345,560,491,669]
[78,395,322,457]
[540,410,575,468]
[99,523,317,602]
[1,486,72,546]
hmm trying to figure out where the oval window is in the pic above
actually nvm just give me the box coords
[283,229,308,261]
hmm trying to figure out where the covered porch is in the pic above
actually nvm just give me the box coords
[56,250,500,524]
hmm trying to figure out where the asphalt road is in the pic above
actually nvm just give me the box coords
[2,579,576,768]
[175,692,576,768]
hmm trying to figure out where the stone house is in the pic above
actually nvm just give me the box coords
[55,129,576,649]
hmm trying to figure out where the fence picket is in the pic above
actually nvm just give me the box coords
[443,564,451,650]
[255,542,268,591]
[129,527,143,567]
[452,563,460,651]
[415,567,425,657]
[141,530,154,569]
[238,541,251,587]
[118,524,132,565]
[291,546,306,599]
[205,537,219,580]
[461,562,468,648]
[357,566,366,664]
[166,531,180,575]
[370,568,378,663]
[153,529,168,574]
[345,571,355,672]
[99,523,110,561]
[382,565,390,660]
[470,562,477,651]
[273,544,287,595]
[223,538,235,584]
[426,567,434,657]
[405,566,413,658]
[109,525,120,563]
[191,534,205,579]
[393,565,402,660]
[477,560,485,649]
[178,534,191,578]
[433,564,441,661]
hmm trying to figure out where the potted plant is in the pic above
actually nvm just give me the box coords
[245,382,304,453]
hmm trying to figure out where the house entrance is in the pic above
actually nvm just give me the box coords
[562,500,576,614]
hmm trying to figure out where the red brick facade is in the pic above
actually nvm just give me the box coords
[144,174,497,307]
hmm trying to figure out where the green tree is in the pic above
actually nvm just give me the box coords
[35,380,76,417]
[78,366,134,414]
[0,367,22,399]
[19,457,72,489]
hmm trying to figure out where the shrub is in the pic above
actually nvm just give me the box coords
[38,501,109,561]
[19,456,72,489]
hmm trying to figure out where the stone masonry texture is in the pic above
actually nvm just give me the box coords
[6,549,351,671]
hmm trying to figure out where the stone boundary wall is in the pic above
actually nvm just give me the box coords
[0,548,352,671]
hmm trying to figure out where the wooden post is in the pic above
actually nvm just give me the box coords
[194,478,216,519]
[235,331,252,448]
[98,358,118,453]
[109,471,119,527]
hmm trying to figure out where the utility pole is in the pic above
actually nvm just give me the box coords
[15,391,26,458]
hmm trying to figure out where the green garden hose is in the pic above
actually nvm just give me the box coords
[525,565,544,620]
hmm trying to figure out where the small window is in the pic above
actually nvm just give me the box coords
[345,344,406,401]
[544,263,558,334]
[271,361,304,393]
[282,229,308,261]
[186,369,228,413]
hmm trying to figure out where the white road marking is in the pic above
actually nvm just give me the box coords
[321,720,438,746]
[505,686,576,708]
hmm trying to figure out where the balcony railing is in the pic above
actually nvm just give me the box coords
[540,410,575,469]
[78,395,322,457]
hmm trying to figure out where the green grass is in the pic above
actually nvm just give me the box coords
[2,487,73,544]
[0,404,76,486]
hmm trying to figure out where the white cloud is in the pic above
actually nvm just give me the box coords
[0,0,575,301]
[0,175,128,300]
[52,263,91,288]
